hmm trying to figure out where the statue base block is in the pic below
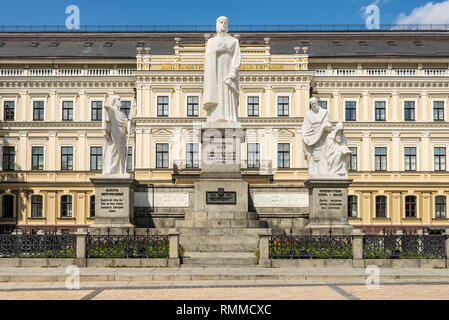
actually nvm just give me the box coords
[89,175,137,228]
[304,179,354,235]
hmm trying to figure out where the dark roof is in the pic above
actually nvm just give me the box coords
[0,31,449,58]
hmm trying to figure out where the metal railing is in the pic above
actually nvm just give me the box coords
[0,230,76,258]
[270,231,353,259]
[0,24,449,32]
[86,229,168,258]
[363,230,446,259]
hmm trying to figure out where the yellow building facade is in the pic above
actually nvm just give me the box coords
[0,30,448,233]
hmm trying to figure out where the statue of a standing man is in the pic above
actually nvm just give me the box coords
[102,95,134,175]
[203,16,241,123]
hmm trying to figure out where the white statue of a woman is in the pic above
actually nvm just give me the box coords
[102,95,133,176]
[203,16,241,123]
[325,122,352,178]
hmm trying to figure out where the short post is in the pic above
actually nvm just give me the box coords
[444,229,449,267]
[75,228,88,260]
[351,229,364,268]
[168,232,180,267]
[259,234,271,267]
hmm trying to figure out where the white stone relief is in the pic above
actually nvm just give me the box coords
[252,192,309,208]
[134,192,190,207]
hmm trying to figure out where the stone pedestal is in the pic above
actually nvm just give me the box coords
[89,174,136,229]
[304,179,354,235]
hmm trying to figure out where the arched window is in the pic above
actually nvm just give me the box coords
[1,194,14,218]
[31,195,43,217]
[348,195,357,218]
[375,196,387,218]
[405,195,417,218]
[61,195,72,217]
[435,196,446,219]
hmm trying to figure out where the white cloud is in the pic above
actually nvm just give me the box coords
[395,1,449,24]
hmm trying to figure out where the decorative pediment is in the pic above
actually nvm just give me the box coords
[151,128,173,137]
[273,128,295,137]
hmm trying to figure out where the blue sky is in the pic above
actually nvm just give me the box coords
[0,0,446,26]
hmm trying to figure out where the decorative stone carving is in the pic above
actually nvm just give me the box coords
[203,16,241,123]
[252,192,309,208]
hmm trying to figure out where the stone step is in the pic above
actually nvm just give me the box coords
[180,241,258,252]
[179,235,259,245]
[181,252,258,267]
[176,219,268,228]
[184,211,258,220]
[178,227,272,236]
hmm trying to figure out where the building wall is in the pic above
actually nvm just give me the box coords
[0,39,449,233]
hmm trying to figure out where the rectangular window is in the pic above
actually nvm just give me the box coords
[2,146,15,171]
[157,96,169,117]
[91,101,102,121]
[345,101,356,121]
[31,146,44,171]
[348,195,357,218]
[156,143,169,168]
[247,96,259,116]
[1,195,14,218]
[375,101,386,121]
[60,195,72,217]
[187,96,199,117]
[89,195,95,218]
[33,101,45,121]
[62,101,73,121]
[433,101,445,121]
[434,147,446,171]
[404,101,415,121]
[349,147,357,171]
[61,147,73,171]
[90,146,102,170]
[247,143,260,168]
[126,146,133,171]
[186,143,199,168]
[404,147,416,171]
[376,196,387,218]
[435,196,446,219]
[405,195,416,218]
[277,96,289,116]
[277,143,290,168]
[374,147,387,171]
[120,101,131,117]
[31,195,43,218]
[3,101,15,121]
[317,101,327,109]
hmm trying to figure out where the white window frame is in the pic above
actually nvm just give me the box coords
[59,193,74,218]
[402,145,419,172]
[348,145,359,171]
[59,144,76,171]
[401,98,418,121]
[374,193,389,219]
[184,94,201,117]
[155,93,171,117]
[343,98,359,122]
[31,98,46,121]
[275,93,292,117]
[347,193,359,218]
[60,98,76,121]
[403,193,419,219]
[0,144,17,171]
[372,144,390,172]
[245,93,262,117]
[126,145,134,171]
[1,97,18,121]
[88,144,103,171]
[30,144,46,171]
[373,98,389,121]
[431,143,448,172]
[30,193,44,218]
[316,97,330,110]
[154,142,171,168]
[434,194,448,219]
[88,98,105,121]
[431,98,447,122]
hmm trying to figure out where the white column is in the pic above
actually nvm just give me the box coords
[18,132,27,170]
[295,129,305,168]
[362,91,369,121]
[362,132,370,171]
[48,132,57,170]
[265,86,271,117]
[332,91,340,121]
[175,85,181,117]
[391,132,400,171]
[421,132,430,172]
[78,132,86,171]
[49,91,56,122]
[420,92,428,122]
[79,90,85,121]
[135,128,143,169]
[392,91,398,121]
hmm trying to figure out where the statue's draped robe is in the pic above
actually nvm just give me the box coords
[103,106,128,175]
[325,130,351,178]
[301,108,331,176]
[203,34,241,122]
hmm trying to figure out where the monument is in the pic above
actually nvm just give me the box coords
[90,95,136,228]
[302,97,354,234]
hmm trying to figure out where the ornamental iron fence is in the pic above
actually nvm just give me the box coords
[270,230,352,259]
[0,230,76,258]
[363,229,446,259]
[86,228,169,258]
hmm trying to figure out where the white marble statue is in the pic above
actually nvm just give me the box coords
[203,16,241,123]
[102,95,134,176]
[325,122,352,178]
[302,97,352,179]
[302,97,332,177]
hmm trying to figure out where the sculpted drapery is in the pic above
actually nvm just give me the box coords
[302,97,351,179]
[103,95,130,175]
[203,16,241,123]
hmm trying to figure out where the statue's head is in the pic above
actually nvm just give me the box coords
[310,97,319,112]
[216,16,228,35]
[335,122,344,143]
[110,95,121,109]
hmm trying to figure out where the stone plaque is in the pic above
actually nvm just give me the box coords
[206,188,236,205]
[316,188,344,214]
[100,188,125,213]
